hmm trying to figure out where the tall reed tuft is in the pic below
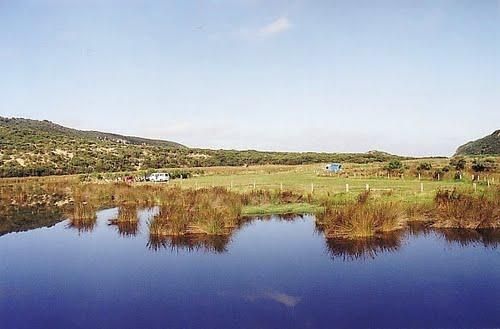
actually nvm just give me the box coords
[109,204,139,236]
[433,188,500,229]
[148,187,243,237]
[67,202,97,232]
[317,191,402,239]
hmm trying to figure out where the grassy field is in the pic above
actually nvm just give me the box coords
[160,162,497,203]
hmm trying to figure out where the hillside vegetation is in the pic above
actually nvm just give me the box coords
[455,130,500,156]
[0,117,403,177]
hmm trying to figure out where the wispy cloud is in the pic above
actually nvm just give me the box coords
[257,16,291,37]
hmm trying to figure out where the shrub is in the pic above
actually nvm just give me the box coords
[471,158,496,172]
[416,162,432,171]
[450,158,466,170]
[384,160,403,174]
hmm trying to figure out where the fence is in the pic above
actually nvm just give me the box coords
[167,178,496,196]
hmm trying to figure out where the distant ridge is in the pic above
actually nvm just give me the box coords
[0,117,185,148]
[455,130,500,156]
[0,116,404,177]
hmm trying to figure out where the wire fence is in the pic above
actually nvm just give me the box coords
[166,178,496,196]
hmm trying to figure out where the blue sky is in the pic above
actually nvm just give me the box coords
[1,0,499,156]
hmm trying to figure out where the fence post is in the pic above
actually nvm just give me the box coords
[253,181,256,190]
[365,184,369,191]
[437,173,440,181]
[280,182,283,191]
[346,183,349,193]
[420,183,424,193]
[418,173,421,181]
[473,183,477,192]
[230,181,233,190]
[311,183,314,194]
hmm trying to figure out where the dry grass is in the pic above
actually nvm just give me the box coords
[317,191,403,238]
[433,188,500,229]
[404,201,435,221]
[108,204,139,236]
[67,202,97,232]
[148,187,243,237]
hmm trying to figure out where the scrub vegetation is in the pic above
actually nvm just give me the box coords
[0,117,402,177]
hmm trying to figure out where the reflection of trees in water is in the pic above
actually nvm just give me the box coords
[147,214,306,253]
[113,220,139,237]
[406,221,434,237]
[436,228,500,248]
[109,204,139,237]
[66,203,97,233]
[147,234,231,253]
[325,231,404,261]
[234,214,306,232]
[0,206,66,236]
[250,214,304,222]
[407,221,500,248]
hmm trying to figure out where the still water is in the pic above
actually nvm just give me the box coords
[1,208,499,329]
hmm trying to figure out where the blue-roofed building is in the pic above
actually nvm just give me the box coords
[325,163,342,173]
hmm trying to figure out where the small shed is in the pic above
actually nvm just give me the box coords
[325,163,342,173]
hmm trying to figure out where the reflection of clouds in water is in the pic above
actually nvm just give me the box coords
[244,290,301,308]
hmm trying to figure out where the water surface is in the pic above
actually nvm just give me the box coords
[1,209,499,329]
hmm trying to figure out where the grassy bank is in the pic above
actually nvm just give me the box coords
[242,203,322,216]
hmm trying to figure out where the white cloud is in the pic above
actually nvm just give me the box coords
[257,16,291,37]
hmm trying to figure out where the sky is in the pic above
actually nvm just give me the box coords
[1,0,499,156]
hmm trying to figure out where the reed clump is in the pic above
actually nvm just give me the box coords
[317,191,403,239]
[111,204,138,223]
[149,187,243,238]
[109,204,139,236]
[67,202,97,232]
[433,188,500,229]
[405,201,435,221]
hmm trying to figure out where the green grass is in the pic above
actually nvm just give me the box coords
[165,163,491,201]
[242,203,323,216]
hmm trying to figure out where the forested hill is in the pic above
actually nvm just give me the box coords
[455,130,500,156]
[0,117,404,177]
